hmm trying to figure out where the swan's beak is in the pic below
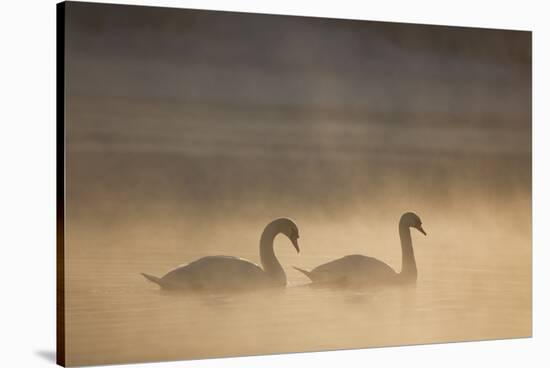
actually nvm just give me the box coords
[418,226,427,236]
[291,237,300,253]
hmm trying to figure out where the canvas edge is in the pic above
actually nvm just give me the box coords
[56,1,67,367]
[63,0,532,33]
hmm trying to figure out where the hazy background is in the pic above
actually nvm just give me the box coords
[64,2,531,366]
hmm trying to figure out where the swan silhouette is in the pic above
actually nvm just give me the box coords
[141,218,300,291]
[294,212,426,287]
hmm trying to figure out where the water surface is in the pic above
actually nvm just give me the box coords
[65,212,531,366]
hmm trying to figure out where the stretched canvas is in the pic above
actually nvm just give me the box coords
[57,1,532,366]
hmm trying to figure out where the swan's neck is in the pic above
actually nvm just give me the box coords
[399,223,417,282]
[260,225,286,286]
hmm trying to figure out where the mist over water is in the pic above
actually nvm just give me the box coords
[63,3,531,366]
[65,202,531,366]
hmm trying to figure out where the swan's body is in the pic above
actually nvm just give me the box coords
[142,218,300,291]
[294,255,398,287]
[294,212,426,287]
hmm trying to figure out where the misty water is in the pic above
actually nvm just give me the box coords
[63,95,531,367]
[64,148,531,365]
[65,212,530,366]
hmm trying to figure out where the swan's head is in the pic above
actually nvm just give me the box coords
[271,218,300,253]
[400,212,426,236]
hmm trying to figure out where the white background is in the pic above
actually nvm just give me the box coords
[0,0,548,367]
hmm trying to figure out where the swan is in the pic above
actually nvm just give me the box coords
[141,218,300,291]
[293,212,426,287]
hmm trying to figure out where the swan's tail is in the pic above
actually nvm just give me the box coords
[141,273,163,287]
[293,266,313,281]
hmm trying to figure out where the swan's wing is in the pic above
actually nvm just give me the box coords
[185,256,264,273]
[308,255,359,283]
[310,255,396,284]
[161,256,268,290]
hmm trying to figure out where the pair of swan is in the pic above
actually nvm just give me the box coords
[141,212,426,291]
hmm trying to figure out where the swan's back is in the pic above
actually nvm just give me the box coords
[159,256,274,291]
[308,255,397,286]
